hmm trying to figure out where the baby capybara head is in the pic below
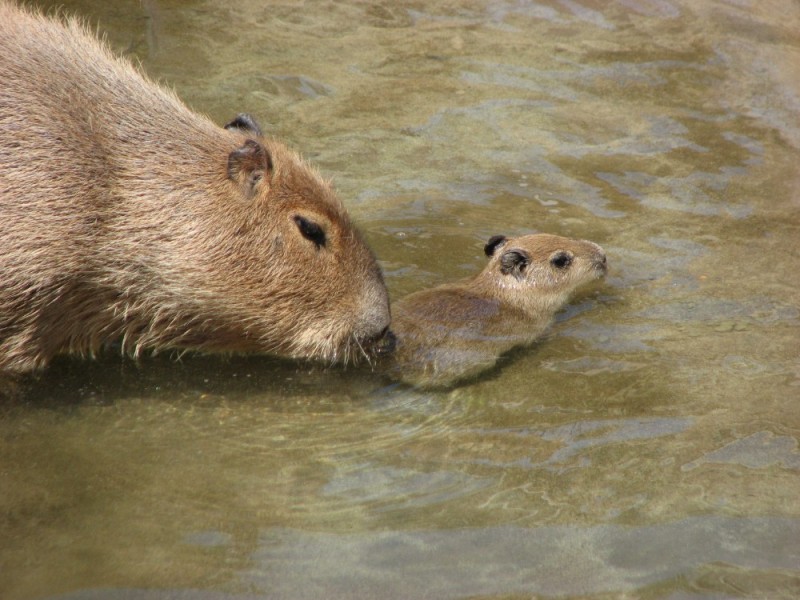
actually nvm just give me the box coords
[481,233,607,315]
[168,114,391,363]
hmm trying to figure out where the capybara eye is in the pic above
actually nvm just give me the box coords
[294,215,326,248]
[550,251,573,269]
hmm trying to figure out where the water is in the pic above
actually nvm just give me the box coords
[2,1,799,598]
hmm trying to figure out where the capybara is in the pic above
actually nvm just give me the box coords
[385,233,607,387]
[0,3,391,373]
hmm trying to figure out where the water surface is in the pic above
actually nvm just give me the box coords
[2,1,799,598]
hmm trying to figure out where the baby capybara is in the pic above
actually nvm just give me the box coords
[386,233,607,387]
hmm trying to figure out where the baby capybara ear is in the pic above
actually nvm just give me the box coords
[227,139,273,199]
[484,235,508,257]
[224,113,263,137]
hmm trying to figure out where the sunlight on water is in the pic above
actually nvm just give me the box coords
[2,1,799,599]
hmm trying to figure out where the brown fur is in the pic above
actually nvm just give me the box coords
[0,3,390,373]
[385,233,607,388]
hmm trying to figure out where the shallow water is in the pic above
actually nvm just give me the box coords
[2,1,800,598]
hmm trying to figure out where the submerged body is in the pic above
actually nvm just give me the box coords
[0,3,390,373]
[386,233,607,388]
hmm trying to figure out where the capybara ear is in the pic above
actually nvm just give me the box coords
[227,139,273,199]
[224,113,263,137]
[500,249,530,277]
[484,235,508,257]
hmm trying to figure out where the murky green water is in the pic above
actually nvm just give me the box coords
[2,1,799,598]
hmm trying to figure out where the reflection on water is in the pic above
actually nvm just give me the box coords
[3,0,800,599]
[242,517,800,599]
[47,517,800,600]
[683,431,800,472]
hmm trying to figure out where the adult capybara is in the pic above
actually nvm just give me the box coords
[0,3,391,373]
[385,233,607,387]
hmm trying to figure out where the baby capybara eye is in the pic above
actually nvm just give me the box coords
[550,251,573,269]
[294,215,326,248]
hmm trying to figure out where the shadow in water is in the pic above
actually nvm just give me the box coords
[0,352,389,409]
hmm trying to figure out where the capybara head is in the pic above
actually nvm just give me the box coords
[183,114,392,363]
[481,233,607,315]
[0,4,393,373]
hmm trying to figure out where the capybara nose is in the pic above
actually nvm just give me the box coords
[595,250,608,273]
[354,279,392,342]
[583,240,607,274]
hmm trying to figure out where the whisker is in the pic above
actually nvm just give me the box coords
[352,333,373,368]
